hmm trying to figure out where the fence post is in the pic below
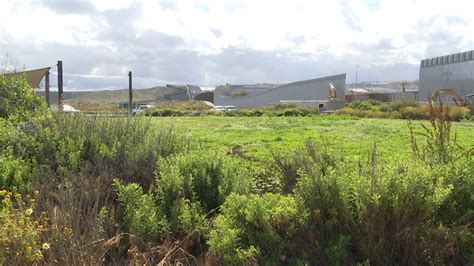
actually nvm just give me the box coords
[45,70,50,107]
[128,71,132,114]
[57,60,63,111]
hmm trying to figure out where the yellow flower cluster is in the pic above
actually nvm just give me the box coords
[0,190,51,264]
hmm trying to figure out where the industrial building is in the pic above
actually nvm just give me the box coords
[211,73,346,110]
[419,50,474,103]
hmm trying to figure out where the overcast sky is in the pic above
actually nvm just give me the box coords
[1,0,473,90]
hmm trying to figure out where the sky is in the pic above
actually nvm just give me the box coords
[1,0,473,90]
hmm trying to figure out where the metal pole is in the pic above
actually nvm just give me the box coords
[57,60,63,111]
[128,71,132,114]
[45,70,50,107]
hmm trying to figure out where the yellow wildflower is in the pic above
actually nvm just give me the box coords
[34,251,43,260]
[25,208,33,216]
[42,243,50,250]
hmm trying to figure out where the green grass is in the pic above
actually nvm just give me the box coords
[151,116,474,160]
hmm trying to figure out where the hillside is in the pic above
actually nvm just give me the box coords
[36,86,191,104]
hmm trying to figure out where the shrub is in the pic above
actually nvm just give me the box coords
[388,100,418,112]
[146,109,185,117]
[114,181,169,244]
[0,190,50,265]
[0,75,50,123]
[0,147,31,193]
[334,107,388,118]
[447,106,469,121]
[155,150,254,213]
[400,105,428,120]
[346,100,385,111]
[208,193,305,264]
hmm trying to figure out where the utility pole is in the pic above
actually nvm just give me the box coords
[45,70,50,107]
[57,60,63,111]
[128,71,133,114]
[355,65,360,87]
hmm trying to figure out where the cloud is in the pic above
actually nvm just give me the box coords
[40,0,96,15]
[1,0,473,90]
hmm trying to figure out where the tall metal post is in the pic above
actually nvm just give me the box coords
[128,71,132,114]
[45,70,50,107]
[57,60,63,111]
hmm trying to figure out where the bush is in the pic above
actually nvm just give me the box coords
[400,105,428,120]
[447,106,469,121]
[0,190,51,264]
[0,75,50,123]
[146,108,185,117]
[208,193,305,264]
[334,107,388,118]
[388,100,418,112]
[114,181,169,243]
[346,100,385,111]
[0,147,31,193]
[155,150,254,213]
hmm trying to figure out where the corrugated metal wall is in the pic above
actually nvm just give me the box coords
[214,73,346,108]
[419,50,474,102]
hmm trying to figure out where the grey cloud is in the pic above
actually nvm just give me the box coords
[1,1,428,90]
[40,0,96,14]
[446,16,467,26]
[405,15,465,58]
[340,0,362,32]
[158,0,176,10]
[211,29,222,38]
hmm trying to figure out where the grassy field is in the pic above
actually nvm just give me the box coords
[4,76,474,264]
[152,115,474,160]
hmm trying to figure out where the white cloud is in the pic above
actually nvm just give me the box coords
[1,0,473,88]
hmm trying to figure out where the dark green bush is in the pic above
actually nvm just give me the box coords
[334,107,389,118]
[346,100,385,111]
[114,181,170,243]
[0,75,50,123]
[400,105,428,120]
[147,108,185,117]
[388,100,418,112]
[155,150,254,213]
[208,193,305,264]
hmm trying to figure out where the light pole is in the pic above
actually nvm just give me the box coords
[355,65,360,87]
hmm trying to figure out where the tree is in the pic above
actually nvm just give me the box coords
[399,81,409,92]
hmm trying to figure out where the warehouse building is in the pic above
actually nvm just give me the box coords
[419,50,474,103]
[212,73,346,110]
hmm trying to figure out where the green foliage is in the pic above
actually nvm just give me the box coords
[146,108,185,117]
[0,75,50,123]
[155,150,254,213]
[114,180,169,243]
[0,190,50,265]
[335,107,389,118]
[341,100,468,121]
[0,74,473,264]
[208,193,305,264]
[0,147,31,193]
[400,105,428,120]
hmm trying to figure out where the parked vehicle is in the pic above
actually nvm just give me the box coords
[210,105,236,112]
[210,106,227,112]
[133,104,155,115]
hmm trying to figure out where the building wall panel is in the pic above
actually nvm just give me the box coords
[419,50,474,102]
[215,74,346,108]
